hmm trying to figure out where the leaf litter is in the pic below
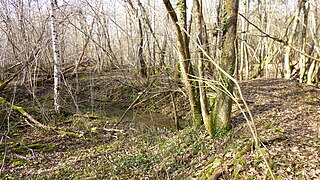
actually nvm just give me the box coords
[1,78,319,179]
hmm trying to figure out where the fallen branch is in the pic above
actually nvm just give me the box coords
[57,130,83,138]
[3,62,23,73]
[0,97,49,130]
[103,128,125,134]
[0,48,40,92]
[73,113,98,119]
[0,70,21,92]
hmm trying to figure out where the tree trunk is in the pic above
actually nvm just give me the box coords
[239,0,249,80]
[210,0,239,132]
[307,1,320,85]
[159,30,167,67]
[138,17,147,78]
[307,60,316,84]
[50,0,61,115]
[194,0,210,132]
[283,0,304,79]
[299,0,310,83]
[163,0,202,127]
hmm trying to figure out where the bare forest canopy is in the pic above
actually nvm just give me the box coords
[0,0,304,78]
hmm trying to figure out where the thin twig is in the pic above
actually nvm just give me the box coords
[239,13,320,63]
[289,45,320,62]
[238,13,285,44]
[111,79,155,128]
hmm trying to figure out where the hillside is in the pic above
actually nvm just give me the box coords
[1,77,320,179]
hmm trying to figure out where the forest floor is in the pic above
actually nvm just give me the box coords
[0,71,320,179]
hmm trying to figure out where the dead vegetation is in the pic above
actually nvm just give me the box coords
[0,72,319,179]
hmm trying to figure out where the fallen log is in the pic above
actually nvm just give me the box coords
[0,97,49,130]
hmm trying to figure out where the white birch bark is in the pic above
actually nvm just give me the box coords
[50,0,61,114]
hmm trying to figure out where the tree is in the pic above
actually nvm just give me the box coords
[298,0,311,83]
[239,0,249,80]
[283,0,304,79]
[126,0,147,78]
[162,0,202,127]
[50,0,61,115]
[194,0,209,131]
[209,0,239,132]
[162,0,239,135]
[137,11,147,78]
[307,1,320,85]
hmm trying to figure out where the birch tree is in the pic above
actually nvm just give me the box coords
[239,0,249,80]
[50,0,61,114]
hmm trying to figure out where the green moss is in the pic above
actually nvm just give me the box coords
[198,166,221,179]
[278,132,287,139]
[232,166,241,178]
[212,157,223,165]
[237,158,245,165]
[28,143,46,149]
[12,159,26,166]
[209,97,215,108]
[193,113,202,128]
[12,146,29,154]
[307,95,313,100]
[0,97,6,103]
[41,145,58,152]
[268,162,275,170]
[57,130,83,138]
[232,155,245,165]
[263,122,273,129]
[274,127,282,132]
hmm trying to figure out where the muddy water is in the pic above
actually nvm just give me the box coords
[105,106,175,129]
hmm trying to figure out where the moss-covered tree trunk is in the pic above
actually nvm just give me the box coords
[163,0,202,127]
[210,0,239,132]
[194,0,211,131]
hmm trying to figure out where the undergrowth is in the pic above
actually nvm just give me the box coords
[1,73,319,179]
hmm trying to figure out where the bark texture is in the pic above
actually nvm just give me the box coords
[50,0,61,114]
[210,0,239,132]
[163,0,202,127]
[283,0,304,79]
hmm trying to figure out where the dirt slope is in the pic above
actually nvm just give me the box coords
[1,78,320,179]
